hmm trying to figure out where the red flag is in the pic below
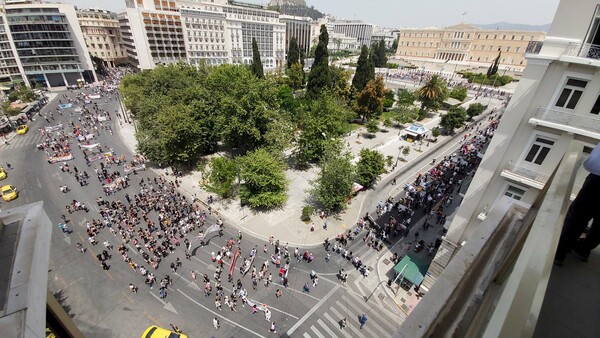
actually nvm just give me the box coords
[229,247,239,276]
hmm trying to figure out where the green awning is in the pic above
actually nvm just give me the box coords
[393,255,425,285]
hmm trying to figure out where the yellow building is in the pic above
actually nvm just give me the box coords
[396,23,546,69]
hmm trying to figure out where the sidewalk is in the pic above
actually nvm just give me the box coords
[115,97,504,248]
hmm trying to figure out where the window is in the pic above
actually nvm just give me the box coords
[555,78,588,109]
[590,94,600,115]
[504,185,526,201]
[525,137,554,165]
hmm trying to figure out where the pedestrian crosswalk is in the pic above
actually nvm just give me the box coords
[1,131,45,150]
[299,291,401,338]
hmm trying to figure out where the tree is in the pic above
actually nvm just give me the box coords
[365,119,379,134]
[306,25,331,97]
[90,54,107,77]
[390,37,399,54]
[251,38,264,79]
[431,126,441,139]
[372,39,388,67]
[440,107,467,134]
[287,37,300,68]
[383,89,395,109]
[449,85,468,102]
[392,106,419,125]
[239,148,288,209]
[330,66,352,100]
[467,103,487,119]
[487,50,501,77]
[352,45,375,91]
[402,146,410,160]
[312,146,354,211]
[296,94,354,164]
[354,76,385,121]
[355,149,385,188]
[396,88,416,108]
[287,62,305,89]
[206,157,238,198]
[417,75,448,119]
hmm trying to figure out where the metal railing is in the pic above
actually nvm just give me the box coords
[564,42,600,60]
[531,107,600,134]
[503,162,550,186]
[525,41,543,54]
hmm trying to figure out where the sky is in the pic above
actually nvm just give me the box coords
[56,0,561,28]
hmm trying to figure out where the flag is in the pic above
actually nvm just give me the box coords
[229,246,240,276]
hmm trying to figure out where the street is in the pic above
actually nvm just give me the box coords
[1,88,404,337]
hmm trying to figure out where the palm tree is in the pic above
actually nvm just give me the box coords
[417,75,447,119]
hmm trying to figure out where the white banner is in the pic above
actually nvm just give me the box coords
[80,143,100,149]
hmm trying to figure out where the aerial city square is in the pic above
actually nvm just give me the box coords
[0,0,598,337]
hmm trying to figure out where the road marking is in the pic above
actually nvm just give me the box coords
[177,288,267,338]
[126,244,138,255]
[36,177,42,188]
[311,325,326,338]
[143,311,162,327]
[286,284,340,335]
[148,290,178,314]
[317,318,339,338]
[192,256,211,268]
[303,333,311,338]
[324,312,352,338]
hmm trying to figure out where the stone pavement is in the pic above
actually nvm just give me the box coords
[115,96,504,248]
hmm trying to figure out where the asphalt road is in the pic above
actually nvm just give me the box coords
[1,88,403,338]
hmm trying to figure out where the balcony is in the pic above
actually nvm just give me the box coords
[564,42,600,60]
[529,107,600,139]
[501,162,549,190]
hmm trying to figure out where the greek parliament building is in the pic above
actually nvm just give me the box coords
[396,23,546,69]
[395,0,600,337]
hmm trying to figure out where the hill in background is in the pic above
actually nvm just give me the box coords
[472,22,551,32]
[268,2,325,20]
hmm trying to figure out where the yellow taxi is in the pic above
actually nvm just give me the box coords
[0,167,6,180]
[16,125,28,135]
[141,326,188,338]
[1,184,18,201]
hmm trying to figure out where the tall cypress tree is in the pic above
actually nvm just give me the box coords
[251,38,264,78]
[374,39,388,67]
[287,36,300,68]
[306,25,331,97]
[352,45,375,91]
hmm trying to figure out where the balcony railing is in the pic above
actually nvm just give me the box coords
[502,162,549,188]
[564,42,600,60]
[525,40,543,54]
[530,107,600,135]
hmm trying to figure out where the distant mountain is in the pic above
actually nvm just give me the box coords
[471,22,551,32]
[269,3,325,20]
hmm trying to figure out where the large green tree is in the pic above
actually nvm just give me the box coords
[417,75,448,119]
[306,25,331,97]
[296,94,354,164]
[352,45,375,91]
[372,39,388,67]
[354,76,385,121]
[355,148,386,188]
[396,88,416,108]
[206,157,238,198]
[287,37,300,68]
[286,61,304,89]
[440,106,467,134]
[251,38,264,79]
[330,66,352,100]
[312,145,354,211]
[239,148,288,209]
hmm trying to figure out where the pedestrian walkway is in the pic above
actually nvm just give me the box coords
[0,131,45,150]
[298,292,400,338]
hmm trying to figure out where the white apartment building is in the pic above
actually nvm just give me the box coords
[279,14,312,57]
[220,0,285,69]
[179,1,228,67]
[332,20,373,47]
[397,1,600,337]
[0,14,23,86]
[0,0,96,88]
[77,8,126,68]
[119,0,187,69]
[120,0,285,70]
[372,26,399,48]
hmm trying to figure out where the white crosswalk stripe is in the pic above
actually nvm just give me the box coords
[297,288,400,338]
